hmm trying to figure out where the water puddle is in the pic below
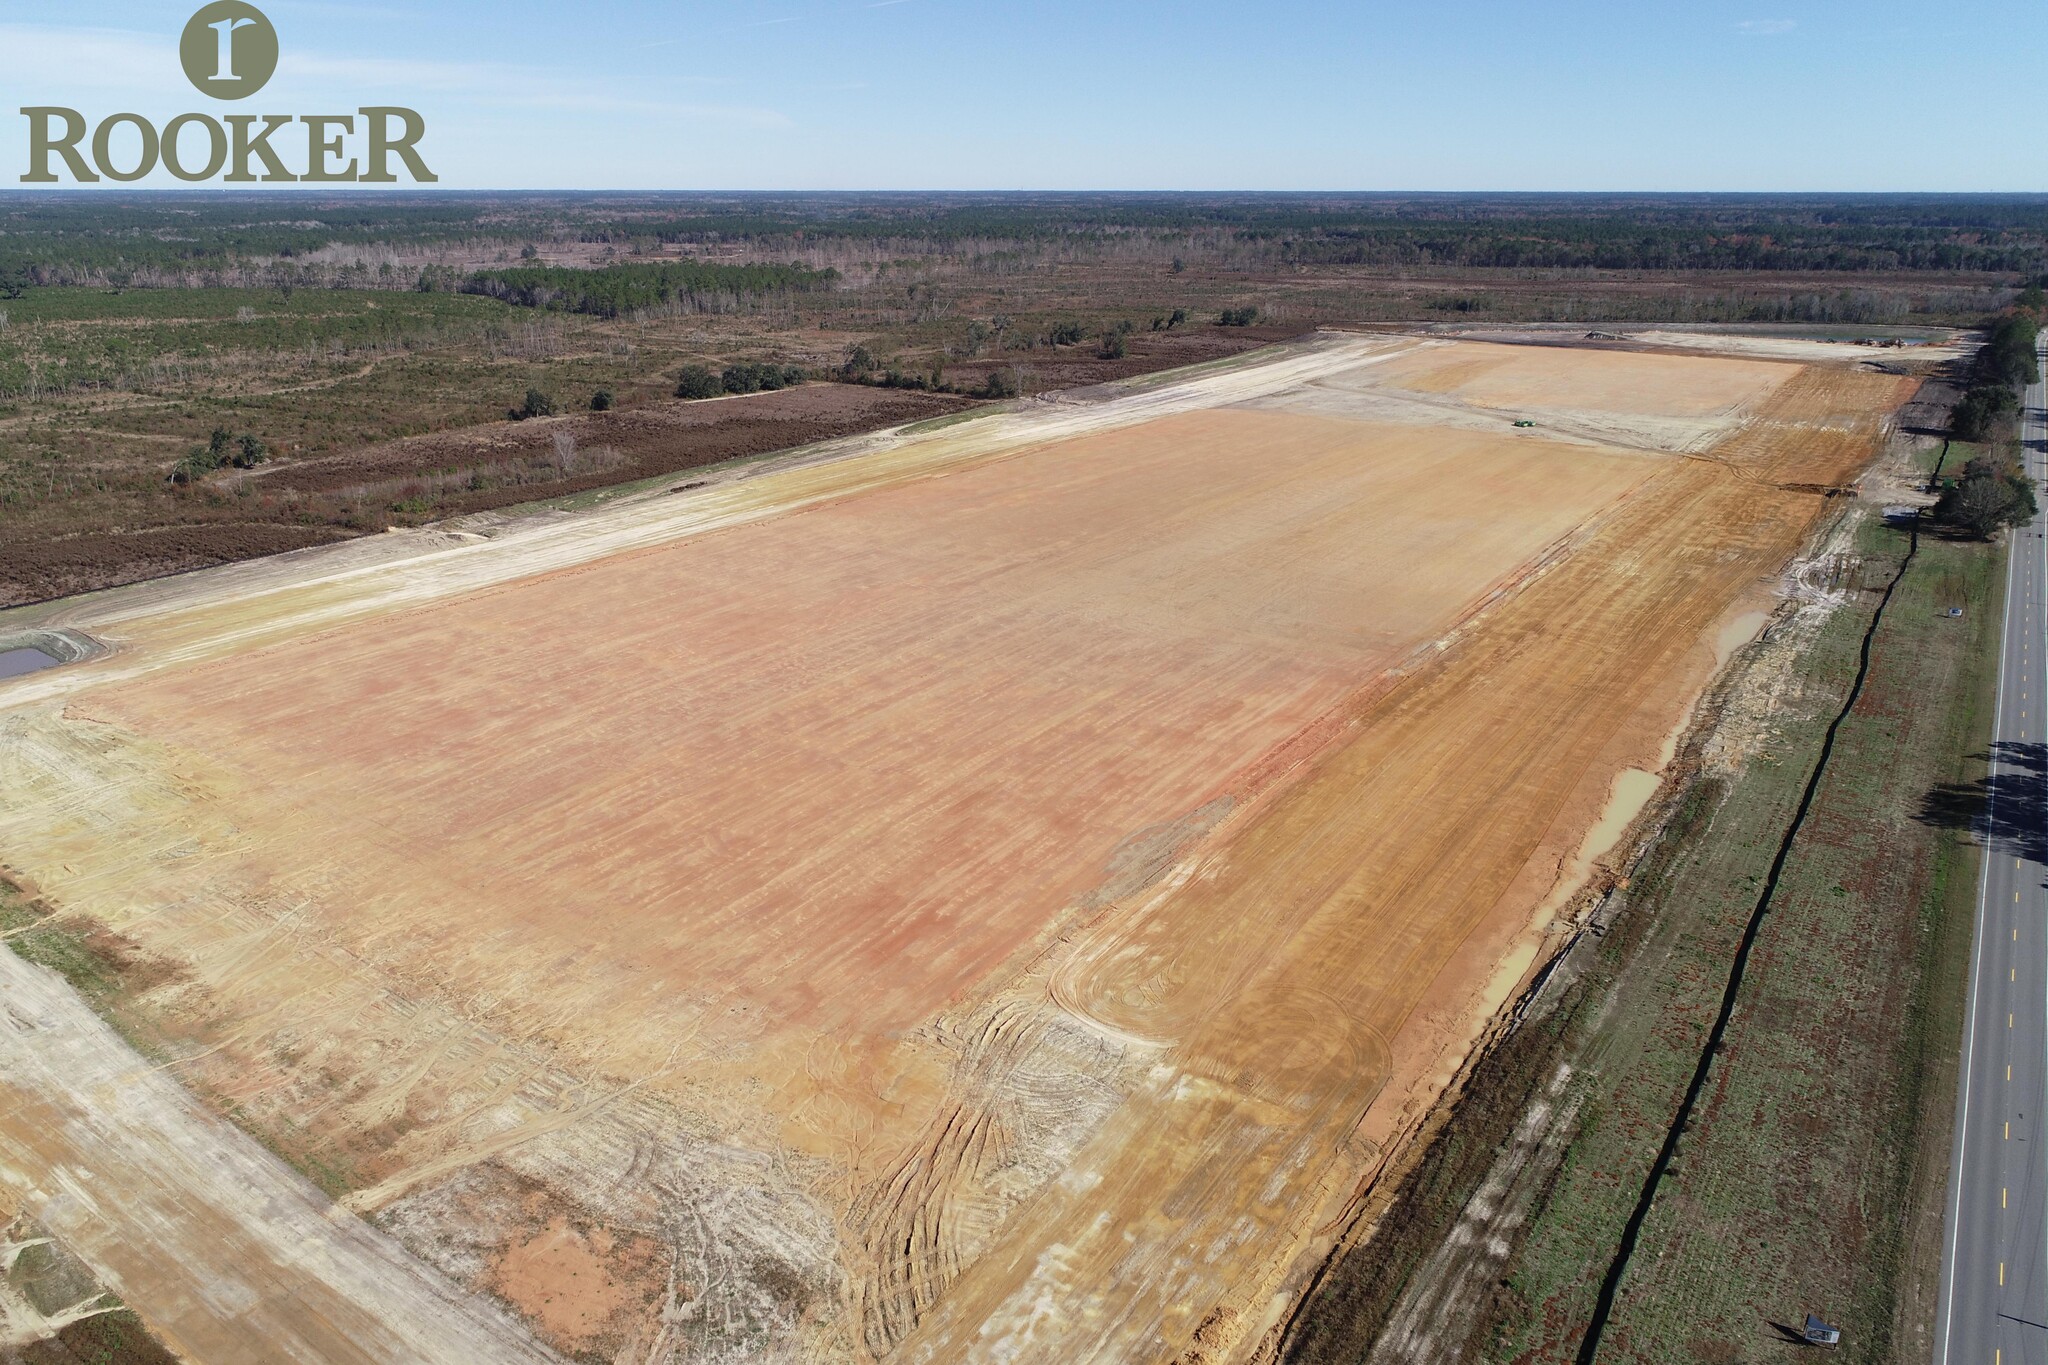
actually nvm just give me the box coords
[1714,610,1770,665]
[1577,768,1661,869]
[1527,767,1664,936]
[0,646,61,679]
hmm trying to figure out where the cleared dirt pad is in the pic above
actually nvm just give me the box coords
[1374,339,1792,417]
[79,411,1645,1051]
[0,335,1916,1363]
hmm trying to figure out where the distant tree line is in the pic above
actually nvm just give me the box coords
[5,193,2048,294]
[560,195,2048,275]
[463,261,838,320]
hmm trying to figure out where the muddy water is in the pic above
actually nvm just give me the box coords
[0,648,58,680]
[1714,610,1771,664]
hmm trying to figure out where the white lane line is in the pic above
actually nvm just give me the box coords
[1939,359,2039,1365]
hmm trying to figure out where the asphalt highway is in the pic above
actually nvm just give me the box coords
[1936,335,2048,1365]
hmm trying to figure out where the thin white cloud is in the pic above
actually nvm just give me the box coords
[264,0,419,22]
[1735,19,1797,35]
[0,22,789,131]
[475,89,794,128]
[0,23,191,98]
[277,51,506,93]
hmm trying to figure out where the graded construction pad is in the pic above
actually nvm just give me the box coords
[0,333,1913,1363]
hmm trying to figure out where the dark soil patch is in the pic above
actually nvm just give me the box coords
[264,382,971,497]
[0,522,352,608]
[15,1312,182,1365]
[4,1211,179,1365]
[0,386,969,608]
[938,324,1290,392]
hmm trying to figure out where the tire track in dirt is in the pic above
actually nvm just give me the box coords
[885,367,1915,1364]
[0,948,565,1365]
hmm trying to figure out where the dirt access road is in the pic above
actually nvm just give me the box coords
[0,946,563,1364]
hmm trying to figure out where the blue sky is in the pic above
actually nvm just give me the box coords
[0,0,2041,190]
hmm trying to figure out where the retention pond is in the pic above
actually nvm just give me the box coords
[0,647,60,679]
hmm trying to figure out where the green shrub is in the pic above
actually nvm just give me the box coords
[1935,455,2038,538]
[1979,312,2040,390]
[590,388,613,411]
[674,366,722,400]
[1217,307,1258,327]
[720,361,805,395]
[510,388,554,420]
[1952,385,2017,441]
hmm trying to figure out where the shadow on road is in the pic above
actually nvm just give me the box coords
[1917,740,2048,867]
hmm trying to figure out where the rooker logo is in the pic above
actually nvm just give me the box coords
[21,2,436,184]
[180,2,280,101]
